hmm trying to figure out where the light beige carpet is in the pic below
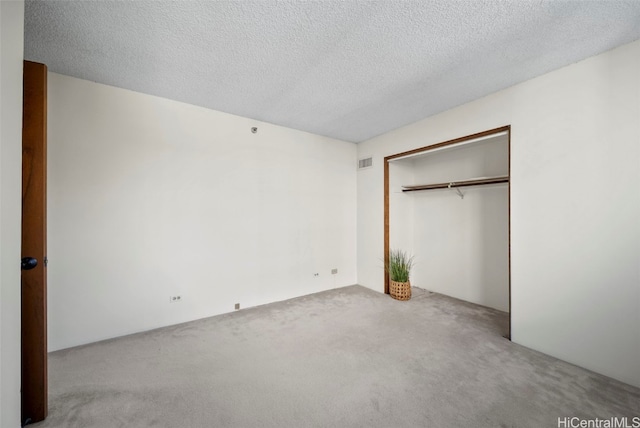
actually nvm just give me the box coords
[32,285,640,427]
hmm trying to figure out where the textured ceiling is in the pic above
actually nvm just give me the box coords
[24,1,640,143]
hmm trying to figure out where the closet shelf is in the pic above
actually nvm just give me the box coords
[401,175,509,192]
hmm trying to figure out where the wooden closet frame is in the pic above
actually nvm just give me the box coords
[383,125,511,337]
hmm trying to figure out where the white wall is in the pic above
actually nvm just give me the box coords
[48,73,357,351]
[357,40,640,387]
[390,138,509,311]
[388,160,415,255]
[0,1,25,426]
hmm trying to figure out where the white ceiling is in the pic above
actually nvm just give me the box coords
[24,1,640,143]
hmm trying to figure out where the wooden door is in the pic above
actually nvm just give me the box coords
[21,60,48,425]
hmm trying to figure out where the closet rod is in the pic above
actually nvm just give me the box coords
[402,175,509,192]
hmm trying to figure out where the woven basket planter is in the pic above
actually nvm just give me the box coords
[390,280,411,301]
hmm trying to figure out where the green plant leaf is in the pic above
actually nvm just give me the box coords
[385,249,414,282]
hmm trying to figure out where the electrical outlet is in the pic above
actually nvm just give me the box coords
[235,303,240,310]
[313,273,319,277]
[331,268,338,274]
[170,295,182,303]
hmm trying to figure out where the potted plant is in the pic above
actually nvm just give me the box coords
[386,249,414,301]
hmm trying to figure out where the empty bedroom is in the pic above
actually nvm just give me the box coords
[1,1,639,427]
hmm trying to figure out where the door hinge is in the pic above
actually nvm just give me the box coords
[44,257,48,267]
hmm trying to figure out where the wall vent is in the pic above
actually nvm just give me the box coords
[358,157,373,170]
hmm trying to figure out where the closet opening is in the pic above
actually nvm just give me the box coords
[384,126,511,339]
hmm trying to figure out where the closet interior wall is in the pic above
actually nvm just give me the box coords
[389,134,509,312]
[388,160,415,259]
